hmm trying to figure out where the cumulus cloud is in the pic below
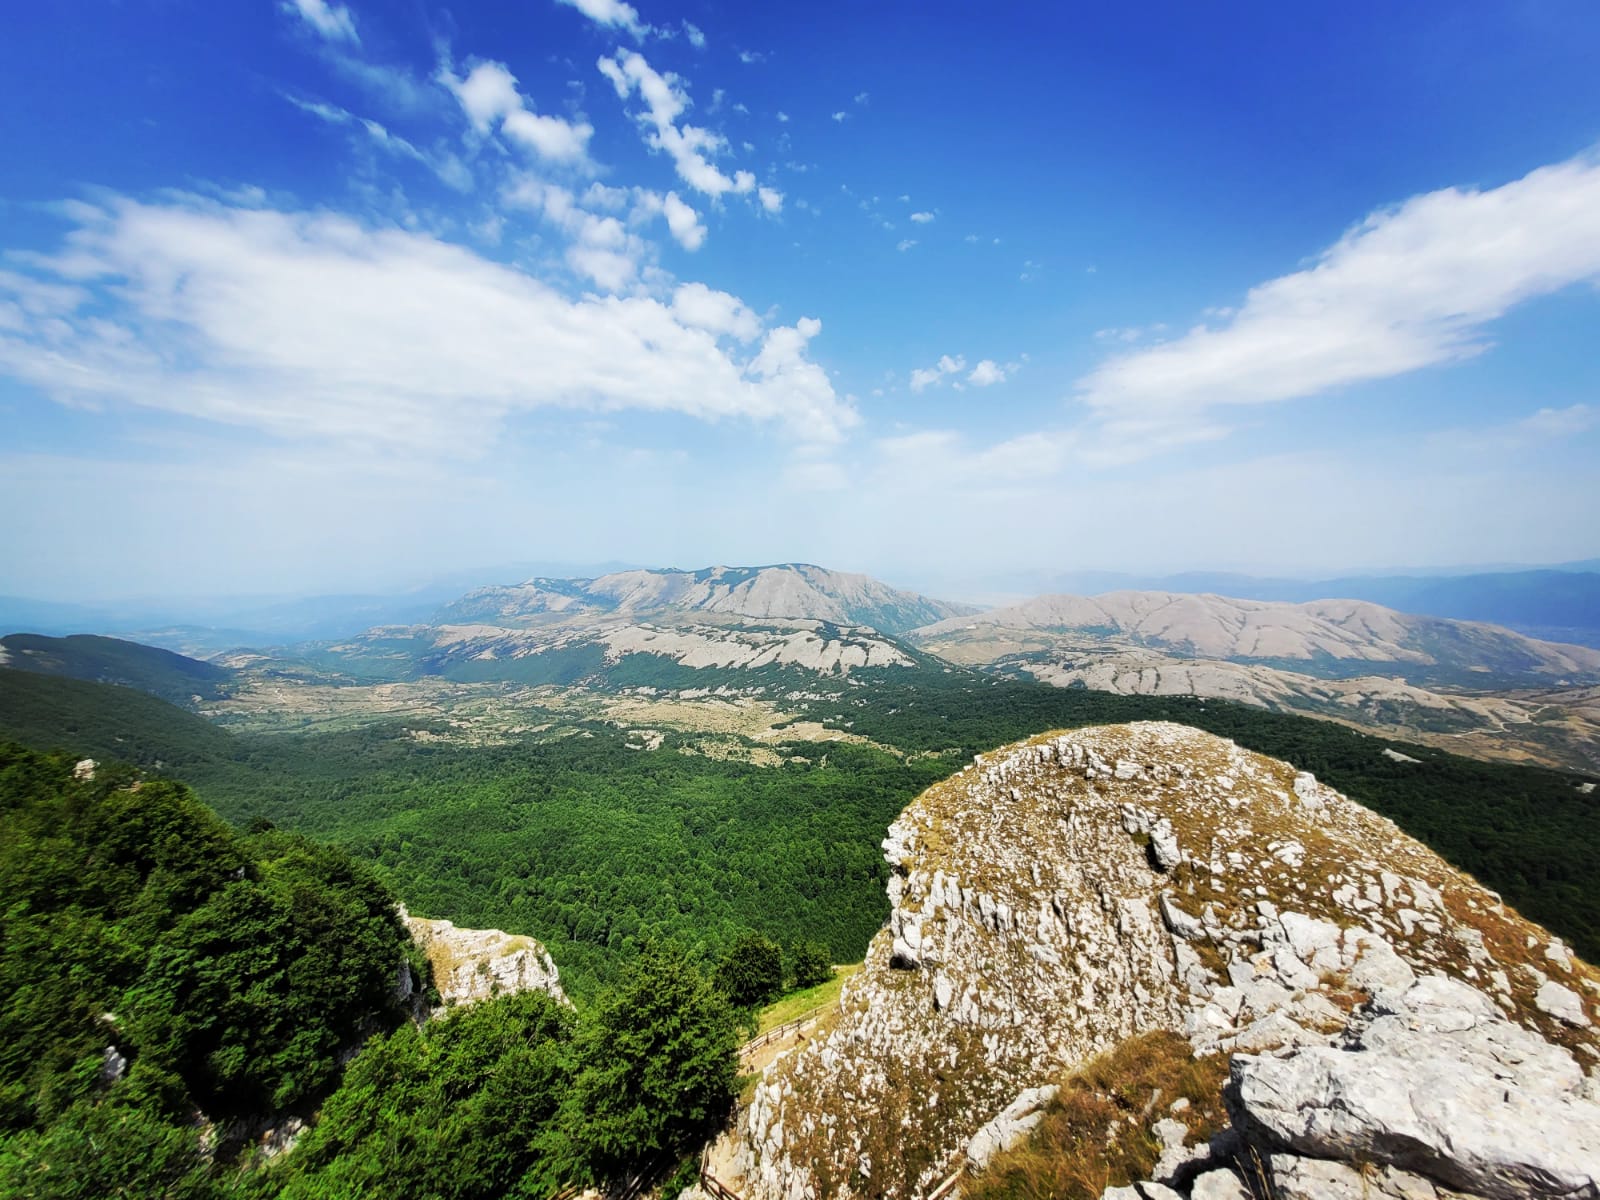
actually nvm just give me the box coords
[282,0,358,43]
[909,354,965,392]
[661,191,707,250]
[967,359,1007,386]
[683,21,706,48]
[757,187,783,214]
[1078,150,1600,448]
[909,211,935,224]
[0,196,856,451]
[556,0,649,39]
[671,282,761,341]
[442,61,593,164]
[597,51,759,199]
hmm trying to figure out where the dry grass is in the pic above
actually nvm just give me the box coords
[964,1032,1231,1200]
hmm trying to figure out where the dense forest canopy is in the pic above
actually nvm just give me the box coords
[0,743,743,1198]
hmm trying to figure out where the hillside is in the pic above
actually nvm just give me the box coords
[0,667,238,772]
[0,632,236,706]
[437,563,980,635]
[729,723,1600,1200]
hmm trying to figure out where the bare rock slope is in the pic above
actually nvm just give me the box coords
[732,722,1599,1200]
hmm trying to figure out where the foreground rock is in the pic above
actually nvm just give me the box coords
[730,722,1600,1200]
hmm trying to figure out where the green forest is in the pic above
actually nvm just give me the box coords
[0,743,745,1198]
[3,662,1598,993]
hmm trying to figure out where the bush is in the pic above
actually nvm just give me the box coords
[714,933,784,1010]
[787,938,833,990]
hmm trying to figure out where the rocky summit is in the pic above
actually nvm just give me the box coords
[729,722,1600,1200]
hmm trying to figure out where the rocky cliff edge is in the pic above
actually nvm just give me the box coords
[730,722,1600,1200]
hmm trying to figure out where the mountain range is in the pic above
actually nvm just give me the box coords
[6,562,1599,773]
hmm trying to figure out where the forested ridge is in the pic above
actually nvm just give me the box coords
[0,742,747,1198]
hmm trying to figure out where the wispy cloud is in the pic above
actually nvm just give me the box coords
[1428,403,1599,454]
[285,95,470,190]
[597,51,761,201]
[1078,150,1600,452]
[281,0,358,44]
[0,196,857,452]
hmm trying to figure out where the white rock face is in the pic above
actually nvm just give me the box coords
[1235,975,1600,1199]
[402,911,567,1011]
[731,722,1600,1200]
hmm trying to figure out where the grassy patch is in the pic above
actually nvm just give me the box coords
[756,964,860,1034]
[964,1031,1231,1200]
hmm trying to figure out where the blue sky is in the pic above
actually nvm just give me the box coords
[2,1,1599,601]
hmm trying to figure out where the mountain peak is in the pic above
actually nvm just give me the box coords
[439,563,979,636]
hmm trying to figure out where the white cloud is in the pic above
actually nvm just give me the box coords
[757,186,783,215]
[738,50,766,65]
[1078,150,1600,450]
[661,191,707,251]
[683,21,706,48]
[282,0,357,43]
[910,211,935,224]
[0,196,856,450]
[597,51,758,200]
[506,178,652,287]
[854,92,870,105]
[556,0,649,39]
[831,111,848,123]
[909,354,965,392]
[286,95,471,190]
[967,359,1007,386]
[443,62,593,164]
[671,282,761,341]
[775,111,789,123]
[896,239,917,252]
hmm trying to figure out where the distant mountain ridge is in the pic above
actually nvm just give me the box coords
[909,590,1600,771]
[911,590,1600,684]
[437,563,981,636]
[1032,567,1600,648]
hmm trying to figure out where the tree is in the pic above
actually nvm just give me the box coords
[559,943,738,1185]
[787,938,833,991]
[713,932,784,1010]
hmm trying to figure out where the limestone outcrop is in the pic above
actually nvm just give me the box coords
[727,722,1600,1200]
[401,910,567,1012]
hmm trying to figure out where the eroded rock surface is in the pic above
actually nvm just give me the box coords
[730,722,1600,1200]
[402,910,567,1011]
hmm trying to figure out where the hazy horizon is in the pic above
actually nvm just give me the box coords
[4,3,1599,600]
